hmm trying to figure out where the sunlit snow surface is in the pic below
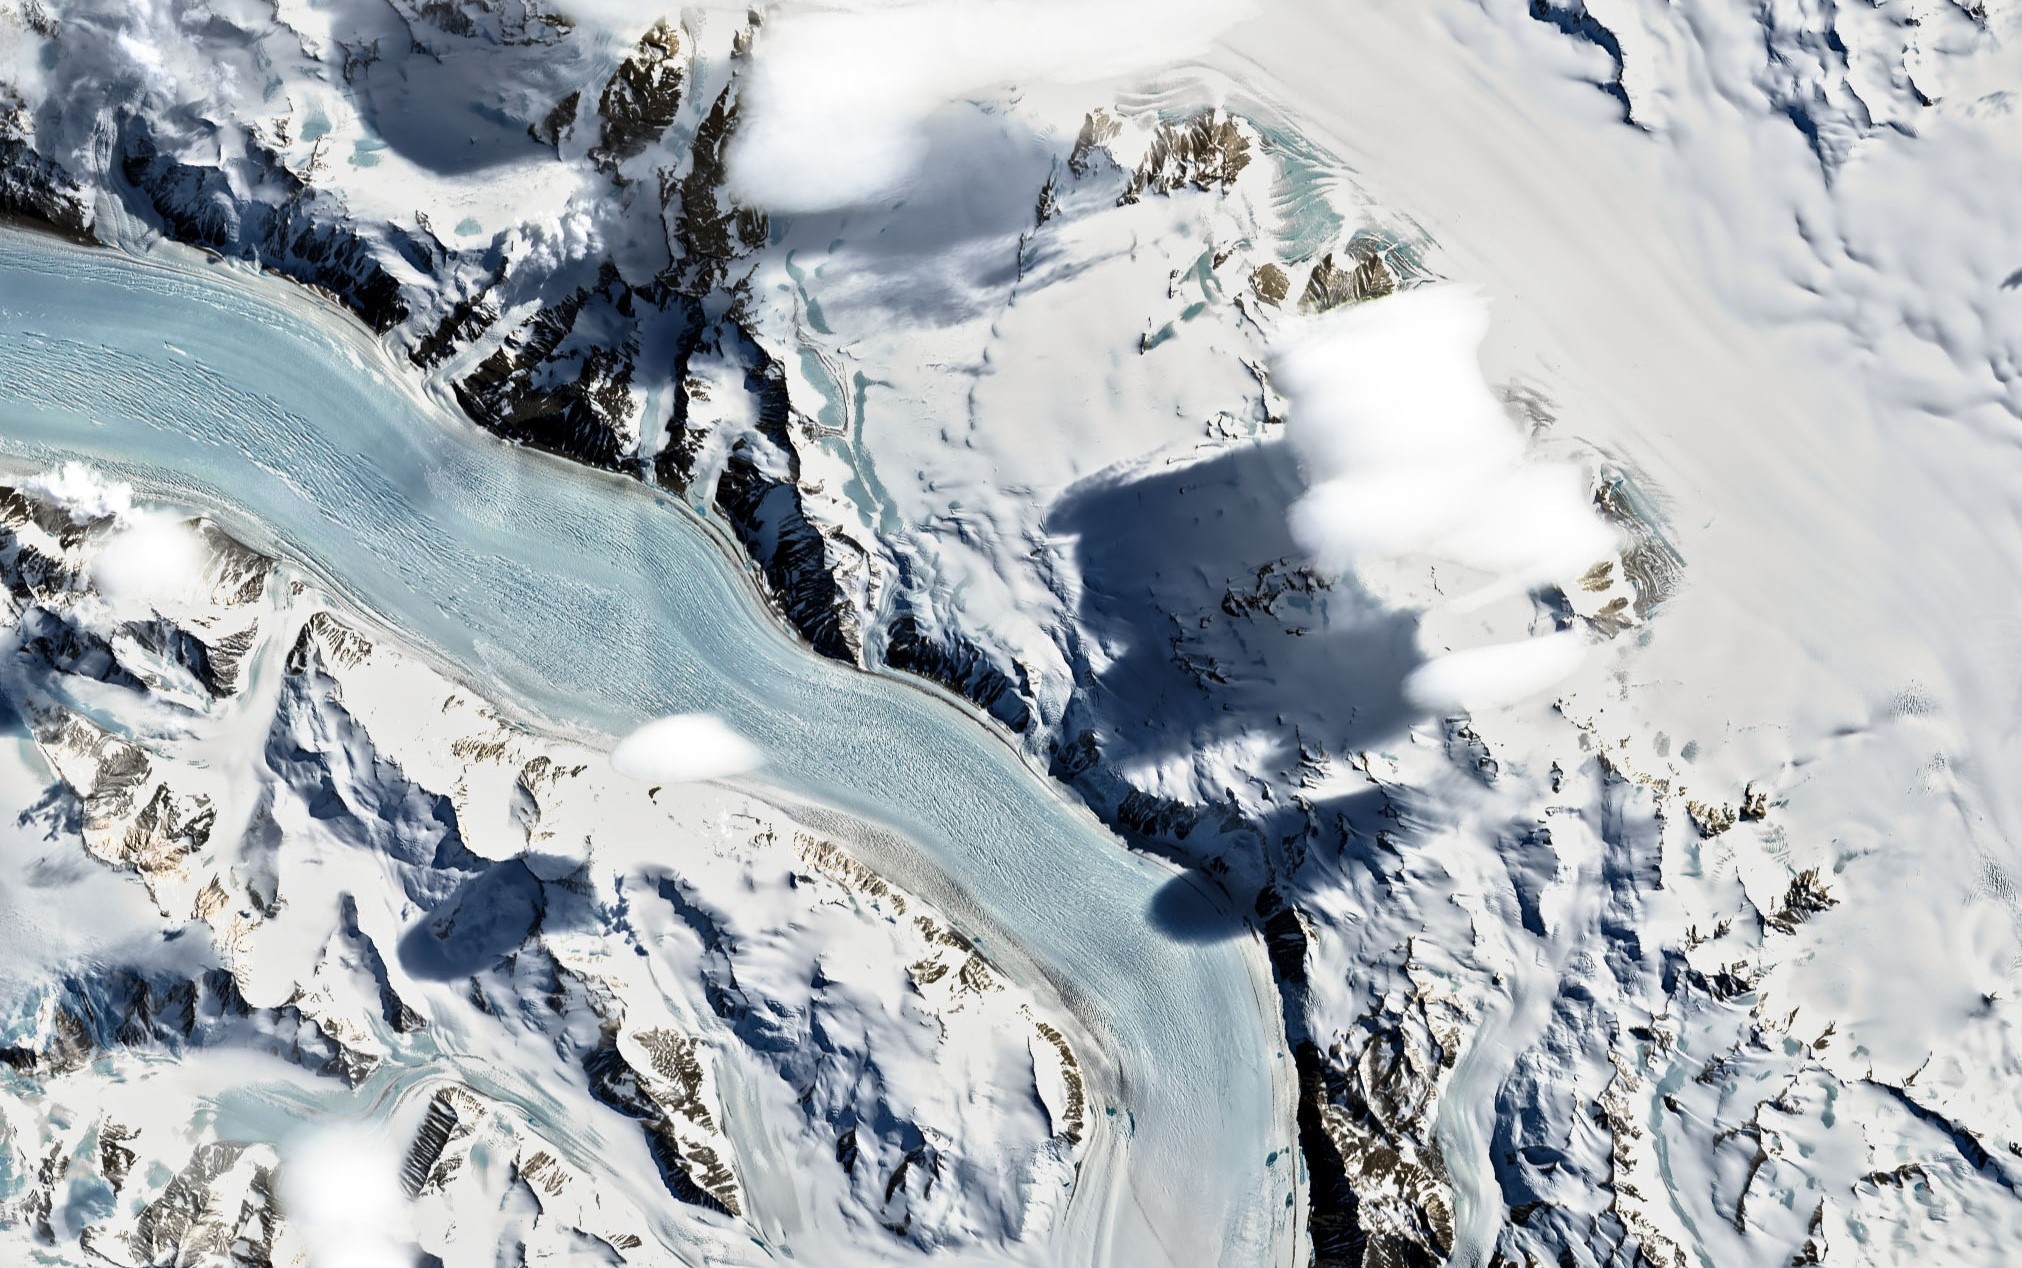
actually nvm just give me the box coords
[2,0,2022,1266]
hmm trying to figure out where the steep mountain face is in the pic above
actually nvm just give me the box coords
[1,2,860,662]
[112,110,418,333]
[0,91,89,236]
[0,471,1083,1264]
[5,2,2022,1266]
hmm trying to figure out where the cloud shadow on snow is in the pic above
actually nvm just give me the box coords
[1048,440,1420,773]
[768,103,1059,326]
[1046,441,1424,944]
[324,0,585,177]
[397,853,588,980]
[1146,868,1247,944]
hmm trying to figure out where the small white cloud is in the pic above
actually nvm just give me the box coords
[727,0,1254,212]
[506,205,603,278]
[92,511,208,608]
[1274,284,1613,595]
[280,1126,413,1268]
[610,714,764,784]
[1404,631,1588,713]
[23,461,134,524]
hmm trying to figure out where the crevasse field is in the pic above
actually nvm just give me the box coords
[1,2,2020,1266]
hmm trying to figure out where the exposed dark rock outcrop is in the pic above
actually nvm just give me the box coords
[0,126,92,238]
[451,267,678,472]
[1297,1023,1457,1268]
[881,612,1032,733]
[1526,0,1634,121]
[590,19,687,172]
[0,967,251,1076]
[114,112,415,332]
[529,89,582,150]
[1120,109,1253,203]
[120,617,252,698]
[582,1030,738,1218]
[713,451,858,662]
[20,607,148,693]
[663,85,768,289]
[410,289,502,372]
[692,327,859,663]
[1299,232,1435,315]
[110,1140,282,1268]
[1763,868,1836,935]
[403,1092,465,1196]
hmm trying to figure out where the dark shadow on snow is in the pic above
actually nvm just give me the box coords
[768,103,1059,327]
[397,853,589,981]
[322,0,590,178]
[1043,439,1427,941]
[1146,869,1247,944]
[1047,440,1420,778]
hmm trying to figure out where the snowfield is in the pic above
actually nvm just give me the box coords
[3,0,2022,1265]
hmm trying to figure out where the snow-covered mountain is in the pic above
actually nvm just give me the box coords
[0,467,1084,1265]
[5,0,2022,1265]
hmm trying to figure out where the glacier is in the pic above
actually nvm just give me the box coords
[3,0,2022,1266]
[0,462,1087,1263]
[0,232,1297,1265]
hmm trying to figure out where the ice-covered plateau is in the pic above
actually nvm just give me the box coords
[6,0,2022,1265]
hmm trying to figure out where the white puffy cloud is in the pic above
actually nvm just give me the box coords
[1275,285,1614,591]
[21,464,214,610]
[726,0,1254,212]
[505,205,604,279]
[279,1126,413,1268]
[92,511,208,607]
[24,461,134,523]
[610,713,764,784]
[1404,631,1589,713]
[1273,286,1617,710]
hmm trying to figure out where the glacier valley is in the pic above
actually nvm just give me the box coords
[4,1,2022,1266]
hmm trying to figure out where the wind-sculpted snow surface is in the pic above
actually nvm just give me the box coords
[6,0,2022,1265]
